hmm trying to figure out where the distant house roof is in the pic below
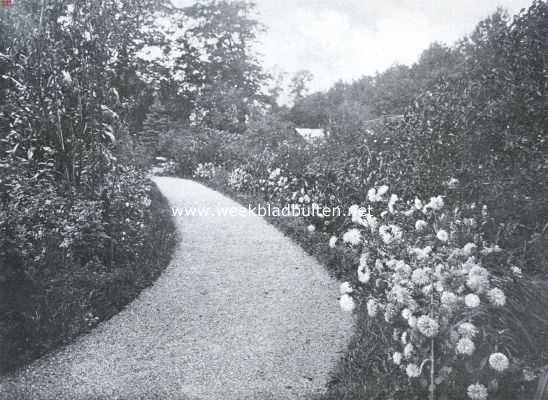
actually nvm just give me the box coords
[295,128,326,143]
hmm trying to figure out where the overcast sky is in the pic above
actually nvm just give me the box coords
[173,0,534,94]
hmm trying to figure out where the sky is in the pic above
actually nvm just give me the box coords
[172,0,534,95]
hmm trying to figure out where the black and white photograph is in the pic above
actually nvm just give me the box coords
[0,0,547,399]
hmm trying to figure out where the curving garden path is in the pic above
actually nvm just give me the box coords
[0,177,352,400]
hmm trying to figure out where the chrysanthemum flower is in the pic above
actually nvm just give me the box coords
[412,246,432,260]
[406,363,421,378]
[395,263,412,278]
[403,343,414,358]
[343,228,362,246]
[307,224,316,233]
[457,322,478,339]
[401,308,412,320]
[339,282,353,294]
[467,383,488,400]
[415,219,428,232]
[368,187,387,202]
[388,194,399,213]
[366,298,378,317]
[489,352,509,372]
[358,266,371,283]
[414,198,423,210]
[428,195,445,211]
[365,213,378,230]
[329,235,338,248]
[487,288,506,306]
[417,315,439,338]
[441,291,458,306]
[463,242,477,256]
[393,352,403,365]
[411,268,430,286]
[339,294,355,313]
[384,304,397,323]
[390,285,411,305]
[466,273,490,293]
[408,315,417,328]
[437,229,449,242]
[464,293,481,308]
[456,338,476,355]
[510,266,523,278]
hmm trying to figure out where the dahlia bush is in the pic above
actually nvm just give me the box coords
[336,185,520,400]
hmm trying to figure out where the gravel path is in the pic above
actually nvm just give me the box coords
[1,177,352,400]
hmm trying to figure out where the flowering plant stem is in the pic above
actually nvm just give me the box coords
[430,338,435,400]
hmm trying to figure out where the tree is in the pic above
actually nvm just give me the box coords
[289,69,314,103]
[173,0,268,133]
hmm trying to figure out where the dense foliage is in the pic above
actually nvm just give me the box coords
[1,0,547,399]
[0,0,177,372]
[163,2,548,399]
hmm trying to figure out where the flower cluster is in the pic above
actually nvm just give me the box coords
[193,162,217,180]
[335,186,511,400]
[228,167,251,191]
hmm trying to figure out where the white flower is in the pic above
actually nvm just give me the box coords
[412,246,432,260]
[384,304,398,323]
[393,352,403,365]
[463,242,477,256]
[358,267,371,284]
[390,285,411,304]
[510,266,523,278]
[307,224,316,233]
[415,219,428,232]
[467,273,490,293]
[436,229,449,242]
[395,263,412,278]
[456,338,476,355]
[342,228,362,246]
[464,294,481,308]
[401,308,412,320]
[340,294,356,313]
[406,363,421,378]
[414,198,423,210]
[441,291,458,306]
[359,252,369,267]
[457,322,478,339]
[428,195,445,211]
[417,316,439,338]
[375,259,384,272]
[467,383,488,400]
[366,298,378,317]
[377,185,389,196]
[349,205,367,225]
[408,316,417,328]
[391,225,403,241]
[447,177,460,189]
[365,213,378,230]
[411,268,430,286]
[388,194,399,213]
[404,343,414,358]
[329,236,338,248]
[340,282,353,294]
[487,288,506,307]
[379,225,393,244]
[367,188,382,202]
[489,352,509,372]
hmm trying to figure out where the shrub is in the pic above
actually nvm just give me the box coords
[0,173,177,373]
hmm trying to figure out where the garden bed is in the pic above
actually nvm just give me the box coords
[0,179,177,374]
